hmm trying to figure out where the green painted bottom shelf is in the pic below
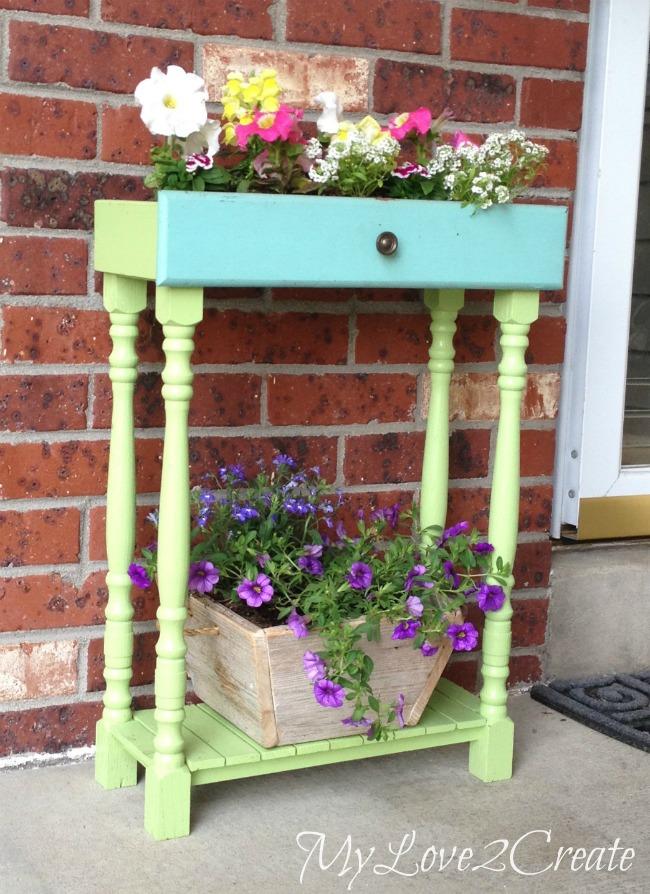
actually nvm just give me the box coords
[111,679,487,786]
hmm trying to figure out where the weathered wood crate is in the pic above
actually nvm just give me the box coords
[185,595,459,747]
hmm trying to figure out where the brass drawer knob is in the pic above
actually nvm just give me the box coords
[376,231,398,256]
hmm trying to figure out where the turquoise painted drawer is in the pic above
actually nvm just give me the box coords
[94,194,567,291]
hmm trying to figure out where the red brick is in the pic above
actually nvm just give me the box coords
[508,654,542,686]
[444,373,560,422]
[530,0,589,12]
[452,10,588,71]
[0,0,88,10]
[355,313,496,365]
[0,438,162,499]
[1,168,150,230]
[0,509,80,567]
[87,630,157,691]
[272,287,354,303]
[0,640,78,701]
[188,436,338,483]
[101,105,152,165]
[287,0,441,54]
[534,140,578,189]
[513,539,552,589]
[442,657,478,692]
[2,308,108,363]
[446,485,552,534]
[374,60,515,122]
[521,429,556,477]
[92,372,261,429]
[0,375,87,431]
[0,702,101,756]
[79,570,158,623]
[195,310,349,365]
[104,0,273,38]
[521,78,583,131]
[344,429,489,485]
[88,504,156,561]
[0,238,87,295]
[268,373,417,426]
[9,23,193,94]
[0,93,96,159]
[511,598,548,647]
[456,315,497,363]
[527,316,566,364]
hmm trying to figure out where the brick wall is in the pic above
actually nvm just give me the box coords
[0,0,588,757]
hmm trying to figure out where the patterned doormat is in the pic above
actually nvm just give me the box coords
[530,672,650,753]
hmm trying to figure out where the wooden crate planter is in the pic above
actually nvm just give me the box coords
[185,595,460,747]
[92,192,568,840]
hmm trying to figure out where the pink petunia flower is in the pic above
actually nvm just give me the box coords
[236,106,303,149]
[388,107,432,140]
[452,130,478,150]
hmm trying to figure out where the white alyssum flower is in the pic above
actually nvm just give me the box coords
[184,120,221,158]
[313,91,342,134]
[304,137,324,160]
[134,65,208,138]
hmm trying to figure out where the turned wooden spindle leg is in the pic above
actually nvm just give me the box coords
[95,274,146,790]
[420,289,464,535]
[469,290,539,782]
[144,286,203,841]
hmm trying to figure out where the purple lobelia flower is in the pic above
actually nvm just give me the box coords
[394,693,406,728]
[476,583,506,613]
[347,562,373,590]
[146,510,159,527]
[472,541,494,554]
[237,573,274,607]
[286,609,309,638]
[273,453,297,469]
[392,619,421,640]
[439,520,470,544]
[303,650,326,682]
[297,554,324,576]
[443,560,460,588]
[128,563,151,590]
[283,497,313,517]
[405,595,424,618]
[420,641,439,657]
[231,503,260,523]
[446,621,479,652]
[314,678,345,708]
[188,560,220,594]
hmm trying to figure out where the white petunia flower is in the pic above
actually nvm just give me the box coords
[184,120,221,158]
[313,91,342,134]
[134,65,208,138]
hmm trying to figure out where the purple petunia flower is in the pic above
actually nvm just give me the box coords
[405,564,433,592]
[273,453,297,469]
[256,552,270,568]
[128,563,151,590]
[231,503,260,523]
[314,678,346,708]
[394,693,406,728]
[420,641,439,657]
[443,560,460,588]
[304,544,323,558]
[297,555,324,576]
[303,650,326,682]
[472,541,494,554]
[405,595,424,618]
[477,583,506,613]
[347,562,373,590]
[392,619,421,640]
[439,520,470,544]
[237,573,274,607]
[188,560,220,594]
[286,609,309,638]
[342,716,372,729]
[371,502,401,530]
[446,621,479,652]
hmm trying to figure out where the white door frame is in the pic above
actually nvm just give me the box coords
[553,0,650,537]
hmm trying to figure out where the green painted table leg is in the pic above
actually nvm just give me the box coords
[469,290,539,782]
[96,273,146,791]
[144,286,203,840]
[420,289,464,536]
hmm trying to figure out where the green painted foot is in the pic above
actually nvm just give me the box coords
[95,719,138,790]
[144,764,192,840]
[468,718,514,782]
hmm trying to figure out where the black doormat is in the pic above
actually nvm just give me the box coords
[530,672,650,753]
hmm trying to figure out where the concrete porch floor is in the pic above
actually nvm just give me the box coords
[1,693,648,893]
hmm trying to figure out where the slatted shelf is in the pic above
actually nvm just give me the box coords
[110,680,487,784]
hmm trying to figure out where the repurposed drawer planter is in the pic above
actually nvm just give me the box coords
[186,596,459,747]
[93,193,568,840]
